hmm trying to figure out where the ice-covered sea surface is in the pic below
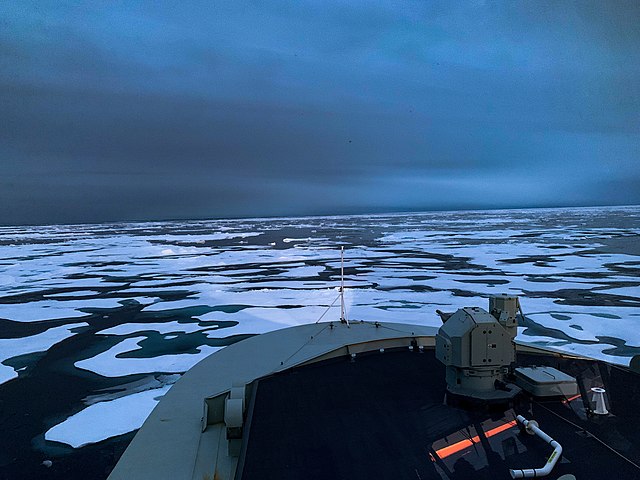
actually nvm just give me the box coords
[1,206,639,477]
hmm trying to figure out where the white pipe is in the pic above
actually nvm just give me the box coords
[509,415,563,479]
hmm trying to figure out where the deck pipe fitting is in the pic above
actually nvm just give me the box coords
[509,415,562,479]
[591,387,609,415]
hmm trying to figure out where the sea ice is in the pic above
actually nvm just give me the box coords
[0,301,91,322]
[74,336,222,377]
[97,321,215,336]
[0,298,135,322]
[44,290,101,298]
[0,322,88,385]
[45,384,171,448]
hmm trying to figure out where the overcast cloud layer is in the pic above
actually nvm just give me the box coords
[1,1,639,225]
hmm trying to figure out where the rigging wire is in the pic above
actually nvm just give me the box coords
[280,323,331,367]
[315,293,341,324]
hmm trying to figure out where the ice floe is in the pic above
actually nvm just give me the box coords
[45,384,172,448]
[0,322,88,384]
[97,321,216,336]
[74,336,222,377]
[44,290,101,298]
[0,301,91,322]
[0,298,137,322]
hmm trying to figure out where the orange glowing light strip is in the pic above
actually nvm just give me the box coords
[434,420,518,459]
[563,394,581,403]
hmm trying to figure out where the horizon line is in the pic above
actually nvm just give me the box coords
[1,203,639,230]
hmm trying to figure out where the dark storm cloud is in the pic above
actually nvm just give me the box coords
[1,0,639,225]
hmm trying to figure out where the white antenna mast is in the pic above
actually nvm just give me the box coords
[340,246,349,326]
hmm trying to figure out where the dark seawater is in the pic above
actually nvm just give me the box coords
[0,206,639,479]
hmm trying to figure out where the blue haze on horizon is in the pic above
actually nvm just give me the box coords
[1,1,639,226]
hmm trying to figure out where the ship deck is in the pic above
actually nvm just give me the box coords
[108,321,640,480]
[108,321,439,479]
[238,348,640,480]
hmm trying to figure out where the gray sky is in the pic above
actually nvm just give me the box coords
[1,1,639,225]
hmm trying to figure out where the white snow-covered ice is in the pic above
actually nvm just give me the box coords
[0,322,88,385]
[44,385,172,448]
[75,336,222,377]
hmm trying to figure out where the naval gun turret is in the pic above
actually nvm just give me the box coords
[436,295,521,402]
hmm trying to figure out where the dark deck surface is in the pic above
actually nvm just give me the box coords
[239,349,640,480]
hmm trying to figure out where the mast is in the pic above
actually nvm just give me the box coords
[340,246,349,325]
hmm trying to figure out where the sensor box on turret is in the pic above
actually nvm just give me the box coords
[514,366,578,397]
